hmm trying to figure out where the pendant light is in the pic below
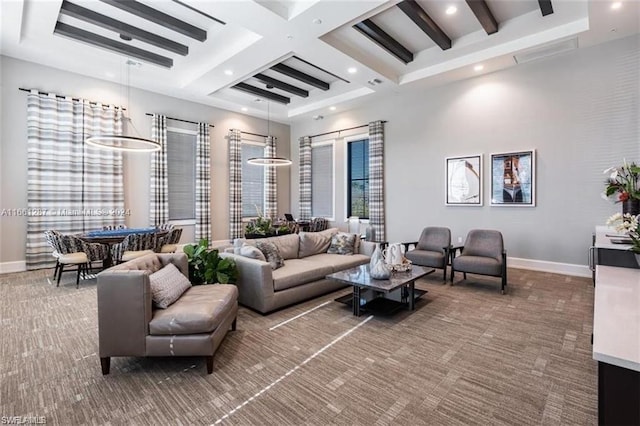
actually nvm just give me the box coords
[85,59,160,152]
[247,100,292,166]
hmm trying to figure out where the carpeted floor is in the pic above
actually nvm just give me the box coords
[0,267,597,425]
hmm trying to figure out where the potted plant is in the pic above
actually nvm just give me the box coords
[606,213,640,266]
[603,161,640,215]
[183,239,238,285]
[244,205,290,239]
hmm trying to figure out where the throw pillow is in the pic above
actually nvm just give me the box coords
[149,263,192,309]
[256,241,285,270]
[240,244,267,262]
[327,232,357,255]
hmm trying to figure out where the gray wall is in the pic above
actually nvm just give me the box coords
[0,56,290,264]
[290,35,640,266]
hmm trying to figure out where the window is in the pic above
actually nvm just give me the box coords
[311,142,334,218]
[166,129,196,221]
[242,142,265,217]
[347,138,369,219]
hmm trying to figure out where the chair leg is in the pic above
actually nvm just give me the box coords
[463,272,467,280]
[205,355,214,374]
[76,264,83,289]
[231,317,237,331]
[57,264,64,286]
[100,357,111,375]
[442,265,447,282]
[53,260,60,279]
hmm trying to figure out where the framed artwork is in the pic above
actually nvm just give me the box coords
[490,150,536,206]
[445,154,483,206]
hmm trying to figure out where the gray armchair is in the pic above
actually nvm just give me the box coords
[451,229,507,294]
[404,227,451,281]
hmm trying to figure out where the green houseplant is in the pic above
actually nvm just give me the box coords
[183,239,238,285]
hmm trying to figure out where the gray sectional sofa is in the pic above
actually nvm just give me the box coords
[221,228,375,314]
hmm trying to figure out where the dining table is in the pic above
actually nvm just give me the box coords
[79,227,167,268]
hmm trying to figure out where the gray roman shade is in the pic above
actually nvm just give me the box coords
[311,144,333,218]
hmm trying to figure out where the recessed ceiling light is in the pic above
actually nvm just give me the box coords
[474,65,484,71]
[224,69,233,76]
[611,2,622,9]
[347,67,357,74]
[445,6,457,15]
[241,107,248,112]
[329,106,336,111]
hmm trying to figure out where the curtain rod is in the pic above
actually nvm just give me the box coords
[229,129,268,138]
[19,87,126,110]
[145,113,214,128]
[309,121,387,139]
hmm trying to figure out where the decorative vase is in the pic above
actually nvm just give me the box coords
[369,244,390,280]
[622,198,640,216]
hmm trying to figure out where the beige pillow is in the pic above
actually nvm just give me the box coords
[149,263,192,309]
[265,234,300,260]
[299,229,336,258]
[240,244,267,262]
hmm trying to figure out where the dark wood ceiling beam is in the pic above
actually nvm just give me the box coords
[253,73,308,98]
[54,22,173,68]
[270,64,330,91]
[232,82,290,104]
[100,0,207,42]
[538,0,554,16]
[60,0,188,56]
[465,0,498,35]
[397,1,451,50]
[353,19,413,64]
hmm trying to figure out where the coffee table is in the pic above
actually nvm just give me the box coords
[327,264,434,316]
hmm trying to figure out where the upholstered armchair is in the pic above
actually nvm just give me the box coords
[112,233,158,264]
[451,229,507,294]
[404,227,451,281]
[159,228,183,253]
[46,231,108,288]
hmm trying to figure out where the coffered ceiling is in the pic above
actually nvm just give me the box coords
[1,0,638,123]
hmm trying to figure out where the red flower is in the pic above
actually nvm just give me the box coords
[619,192,630,201]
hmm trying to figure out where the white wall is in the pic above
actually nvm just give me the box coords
[290,35,640,267]
[0,56,291,265]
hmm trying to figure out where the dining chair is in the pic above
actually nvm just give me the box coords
[43,230,62,280]
[451,229,507,294]
[53,233,109,288]
[159,228,183,253]
[404,227,451,281]
[308,217,329,232]
[113,233,158,263]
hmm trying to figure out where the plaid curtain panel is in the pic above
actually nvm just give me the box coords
[26,91,123,269]
[229,129,243,239]
[195,123,211,242]
[368,121,385,242]
[298,136,312,220]
[150,114,168,227]
[264,136,277,219]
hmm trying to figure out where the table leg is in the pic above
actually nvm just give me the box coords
[353,286,361,316]
[409,281,415,311]
[103,245,113,269]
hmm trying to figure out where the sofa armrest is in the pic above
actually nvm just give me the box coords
[359,240,376,257]
[97,269,153,357]
[220,253,275,313]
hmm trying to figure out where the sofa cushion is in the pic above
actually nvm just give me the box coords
[453,255,502,276]
[327,232,357,255]
[149,284,238,335]
[149,263,192,309]
[311,253,370,272]
[298,228,338,258]
[272,258,334,291]
[245,234,299,260]
[256,241,285,270]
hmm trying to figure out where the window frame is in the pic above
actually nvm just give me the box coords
[241,139,267,220]
[344,133,370,221]
[310,139,336,221]
[166,126,197,226]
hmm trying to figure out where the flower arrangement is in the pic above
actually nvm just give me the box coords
[603,161,640,203]
[244,204,289,237]
[606,213,640,254]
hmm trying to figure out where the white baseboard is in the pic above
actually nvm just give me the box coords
[0,261,27,274]
[508,257,592,278]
